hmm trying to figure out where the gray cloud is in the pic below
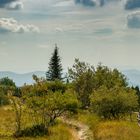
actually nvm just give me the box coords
[0,0,23,10]
[127,12,140,28]
[0,18,40,33]
[125,0,140,10]
[75,0,96,7]
[74,0,121,7]
[99,0,105,6]
[99,0,121,6]
[94,28,113,35]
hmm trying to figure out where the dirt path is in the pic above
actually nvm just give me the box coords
[61,118,94,140]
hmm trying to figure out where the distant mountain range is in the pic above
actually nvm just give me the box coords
[0,70,139,87]
[0,71,46,87]
[122,69,140,87]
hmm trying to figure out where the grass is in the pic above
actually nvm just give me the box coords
[0,106,73,140]
[47,123,73,140]
[1,106,140,140]
[94,120,140,140]
[73,111,140,140]
[0,106,15,137]
[13,123,73,140]
[76,111,99,131]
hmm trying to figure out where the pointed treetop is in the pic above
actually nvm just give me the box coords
[46,44,63,81]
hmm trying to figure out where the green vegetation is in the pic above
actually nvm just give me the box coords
[90,86,138,119]
[0,106,73,140]
[47,123,73,140]
[11,78,79,137]
[74,111,100,132]
[1,47,140,139]
[46,44,63,81]
[72,112,140,140]
[94,120,140,140]
[0,77,17,106]
[68,58,95,108]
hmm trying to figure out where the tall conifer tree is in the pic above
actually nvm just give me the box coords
[46,44,63,81]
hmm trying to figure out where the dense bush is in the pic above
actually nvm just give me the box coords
[0,93,9,106]
[0,77,16,87]
[73,71,95,108]
[90,86,138,119]
[69,59,95,108]
[47,80,67,93]
[0,77,20,106]
[12,77,79,137]
[132,86,140,108]
[14,124,47,137]
[94,64,128,89]
[26,90,79,126]
[69,59,128,109]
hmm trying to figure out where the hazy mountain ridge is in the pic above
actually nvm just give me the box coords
[0,70,139,87]
[0,71,46,86]
[122,69,140,87]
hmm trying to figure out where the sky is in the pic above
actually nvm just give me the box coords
[0,0,140,73]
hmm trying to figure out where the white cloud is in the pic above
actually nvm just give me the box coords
[55,27,64,33]
[0,18,40,33]
[6,1,24,10]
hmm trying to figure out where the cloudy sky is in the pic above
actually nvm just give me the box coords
[0,0,140,73]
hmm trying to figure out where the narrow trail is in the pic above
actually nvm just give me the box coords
[61,118,94,140]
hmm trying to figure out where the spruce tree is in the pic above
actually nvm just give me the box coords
[46,44,63,81]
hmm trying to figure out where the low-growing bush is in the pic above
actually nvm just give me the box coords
[14,124,48,137]
[90,86,138,119]
[47,80,67,93]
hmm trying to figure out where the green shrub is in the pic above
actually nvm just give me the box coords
[68,59,95,108]
[14,124,48,137]
[0,94,9,106]
[47,80,67,93]
[90,86,138,119]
